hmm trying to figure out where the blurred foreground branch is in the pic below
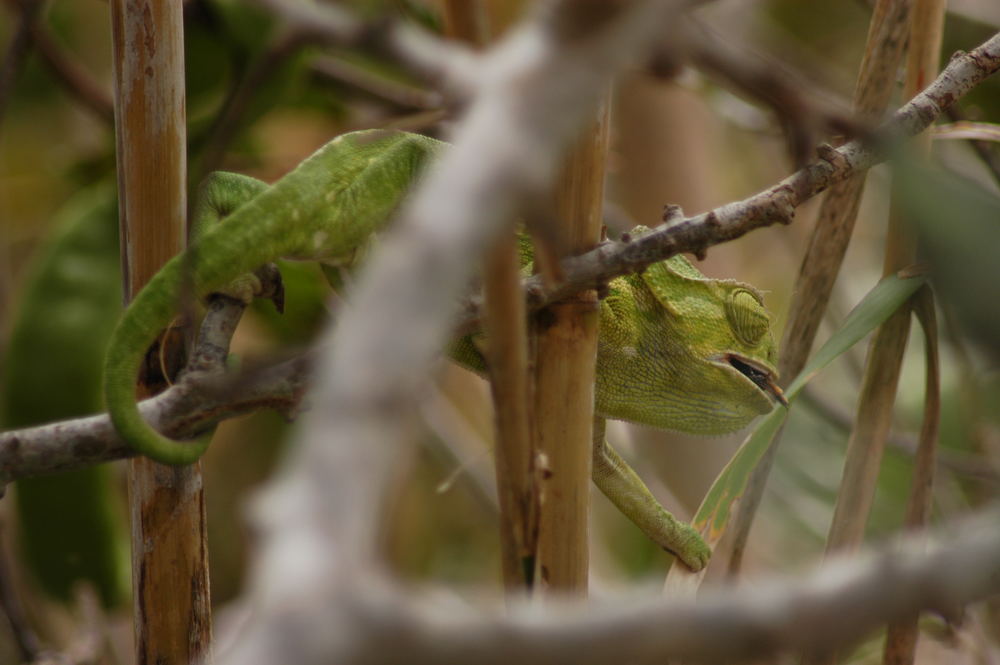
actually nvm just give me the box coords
[219,498,1000,665]
[218,2,1000,663]
[250,0,480,97]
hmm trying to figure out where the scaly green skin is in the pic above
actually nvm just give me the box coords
[591,235,780,570]
[104,130,444,465]
[104,130,781,570]
[596,241,778,432]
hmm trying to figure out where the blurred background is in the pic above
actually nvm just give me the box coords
[1,1,999,663]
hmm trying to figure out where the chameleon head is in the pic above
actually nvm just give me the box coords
[595,251,784,435]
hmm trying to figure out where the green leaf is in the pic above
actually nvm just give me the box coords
[692,271,926,541]
[893,160,1000,359]
[2,185,129,608]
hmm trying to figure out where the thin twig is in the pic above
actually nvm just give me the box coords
[441,0,539,591]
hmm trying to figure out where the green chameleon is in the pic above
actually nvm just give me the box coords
[103,129,785,571]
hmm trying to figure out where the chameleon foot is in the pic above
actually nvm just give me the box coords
[668,523,711,572]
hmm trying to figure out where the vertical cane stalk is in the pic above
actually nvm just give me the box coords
[109,2,212,662]
[533,106,610,593]
[882,2,944,663]
[727,0,914,577]
[441,0,538,592]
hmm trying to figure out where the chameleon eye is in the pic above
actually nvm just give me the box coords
[726,288,769,346]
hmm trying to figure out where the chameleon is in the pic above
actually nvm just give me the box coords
[103,129,785,571]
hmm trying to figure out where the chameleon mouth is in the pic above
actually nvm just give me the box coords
[725,354,788,406]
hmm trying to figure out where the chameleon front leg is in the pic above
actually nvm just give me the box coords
[591,417,711,571]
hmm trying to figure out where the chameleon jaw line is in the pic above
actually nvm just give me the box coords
[720,353,788,407]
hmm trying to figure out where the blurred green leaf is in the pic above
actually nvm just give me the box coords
[2,186,129,608]
[893,159,1000,362]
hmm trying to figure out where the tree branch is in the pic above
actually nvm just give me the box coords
[456,29,1000,332]
[0,298,311,490]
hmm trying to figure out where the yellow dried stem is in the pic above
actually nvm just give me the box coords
[442,0,539,592]
[110,2,211,663]
[533,105,610,593]
[729,0,915,578]
[882,2,944,663]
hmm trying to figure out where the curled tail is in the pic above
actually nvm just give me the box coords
[103,260,210,465]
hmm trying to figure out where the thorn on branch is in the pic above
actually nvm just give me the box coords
[662,203,684,223]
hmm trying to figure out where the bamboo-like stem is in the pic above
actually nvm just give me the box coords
[809,4,943,665]
[824,315,910,551]
[727,0,914,577]
[483,234,539,589]
[109,2,212,663]
[442,0,538,591]
[882,3,944,663]
[882,288,940,665]
[827,0,942,562]
[533,104,610,593]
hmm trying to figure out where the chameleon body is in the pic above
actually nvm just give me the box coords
[104,130,783,570]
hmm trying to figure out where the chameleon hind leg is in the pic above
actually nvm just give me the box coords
[591,417,711,571]
[191,171,283,306]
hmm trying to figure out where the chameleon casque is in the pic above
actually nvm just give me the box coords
[103,129,785,570]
